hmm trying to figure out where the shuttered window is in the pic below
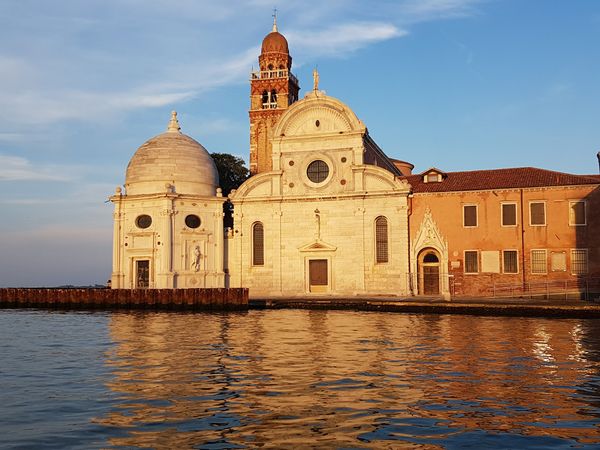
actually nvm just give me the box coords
[531,250,547,274]
[502,203,517,226]
[464,251,479,273]
[503,250,518,273]
[375,216,388,263]
[569,201,586,225]
[252,222,264,266]
[530,202,546,226]
[463,205,478,227]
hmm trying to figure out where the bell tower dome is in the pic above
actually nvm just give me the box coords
[249,13,300,175]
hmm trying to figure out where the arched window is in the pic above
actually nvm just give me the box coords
[252,222,264,266]
[261,90,269,107]
[375,216,388,263]
[271,89,277,104]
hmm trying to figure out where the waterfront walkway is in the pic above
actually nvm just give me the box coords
[250,295,600,318]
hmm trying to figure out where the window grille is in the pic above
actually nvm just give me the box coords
[252,222,264,266]
[571,249,588,275]
[502,203,517,226]
[375,216,388,263]
[531,250,547,274]
[503,250,518,273]
[464,251,479,273]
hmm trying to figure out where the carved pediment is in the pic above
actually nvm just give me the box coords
[412,208,448,253]
[298,239,337,252]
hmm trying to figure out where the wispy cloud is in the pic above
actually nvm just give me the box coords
[288,22,406,56]
[0,0,483,127]
[0,154,85,182]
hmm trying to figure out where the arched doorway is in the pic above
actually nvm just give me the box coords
[417,249,441,295]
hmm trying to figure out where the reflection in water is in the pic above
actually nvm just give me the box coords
[96,311,600,449]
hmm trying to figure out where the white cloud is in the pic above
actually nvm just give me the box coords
[288,22,406,56]
[396,0,482,22]
[0,154,85,182]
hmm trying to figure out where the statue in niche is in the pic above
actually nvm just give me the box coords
[191,245,202,272]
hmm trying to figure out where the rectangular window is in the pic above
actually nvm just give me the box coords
[503,250,518,274]
[571,249,588,275]
[501,203,517,226]
[551,251,567,272]
[464,251,479,273]
[531,249,547,274]
[463,205,478,227]
[530,202,546,226]
[569,201,586,226]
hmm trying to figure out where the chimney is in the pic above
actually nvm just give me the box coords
[597,151,600,174]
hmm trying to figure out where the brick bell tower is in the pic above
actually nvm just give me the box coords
[249,14,300,175]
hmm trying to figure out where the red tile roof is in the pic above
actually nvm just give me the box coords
[403,167,600,193]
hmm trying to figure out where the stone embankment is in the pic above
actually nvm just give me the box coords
[250,297,600,319]
[0,288,248,311]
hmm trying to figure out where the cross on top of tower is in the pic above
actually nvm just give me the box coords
[272,7,278,32]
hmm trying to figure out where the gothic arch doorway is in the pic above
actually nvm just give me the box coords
[418,248,440,295]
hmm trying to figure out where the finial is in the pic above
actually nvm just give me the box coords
[272,7,278,32]
[312,66,319,91]
[167,110,181,133]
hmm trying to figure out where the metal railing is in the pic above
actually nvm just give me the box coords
[250,69,299,85]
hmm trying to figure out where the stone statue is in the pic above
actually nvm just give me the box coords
[313,67,319,91]
[191,245,202,272]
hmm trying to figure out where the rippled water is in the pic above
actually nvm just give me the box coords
[1,309,600,449]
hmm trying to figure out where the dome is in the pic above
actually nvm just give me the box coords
[125,112,219,196]
[261,31,289,54]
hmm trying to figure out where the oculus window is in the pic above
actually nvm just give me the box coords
[185,214,201,229]
[135,215,152,229]
[307,160,329,184]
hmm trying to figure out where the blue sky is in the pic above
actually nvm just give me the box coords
[1,0,599,287]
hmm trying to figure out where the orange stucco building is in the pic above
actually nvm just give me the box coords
[404,167,600,298]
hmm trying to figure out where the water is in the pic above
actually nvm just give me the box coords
[1,309,600,449]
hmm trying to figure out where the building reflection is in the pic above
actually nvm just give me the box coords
[95,311,600,448]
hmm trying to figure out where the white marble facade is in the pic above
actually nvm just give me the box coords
[111,96,411,296]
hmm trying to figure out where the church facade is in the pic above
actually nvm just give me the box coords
[110,22,600,299]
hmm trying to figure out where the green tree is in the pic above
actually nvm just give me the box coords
[210,152,249,196]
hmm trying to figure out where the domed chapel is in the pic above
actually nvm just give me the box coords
[110,17,600,298]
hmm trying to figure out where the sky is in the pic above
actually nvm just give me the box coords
[1,0,599,287]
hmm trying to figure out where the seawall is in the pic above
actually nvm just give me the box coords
[0,288,248,311]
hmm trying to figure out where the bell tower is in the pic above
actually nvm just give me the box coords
[249,14,300,175]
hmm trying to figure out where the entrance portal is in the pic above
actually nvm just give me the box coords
[136,260,150,288]
[417,249,440,295]
[309,259,328,293]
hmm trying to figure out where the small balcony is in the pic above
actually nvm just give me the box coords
[251,69,299,86]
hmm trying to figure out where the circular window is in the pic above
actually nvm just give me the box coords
[306,160,330,184]
[185,214,201,229]
[135,215,152,229]
[315,120,320,127]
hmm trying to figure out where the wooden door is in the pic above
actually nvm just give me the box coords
[423,266,439,295]
[309,259,328,292]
